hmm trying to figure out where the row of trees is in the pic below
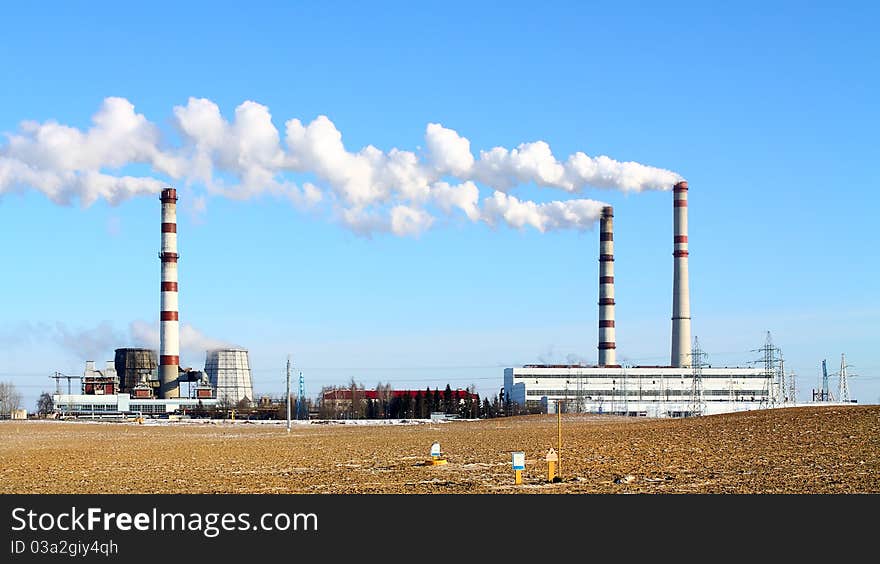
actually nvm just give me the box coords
[316,381,533,420]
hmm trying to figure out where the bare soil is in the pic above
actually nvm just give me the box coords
[1,405,877,494]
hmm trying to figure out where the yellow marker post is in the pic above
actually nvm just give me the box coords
[545,448,558,482]
[511,451,525,485]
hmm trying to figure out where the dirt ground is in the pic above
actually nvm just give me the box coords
[1,405,877,494]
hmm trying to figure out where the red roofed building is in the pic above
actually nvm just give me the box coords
[320,387,479,419]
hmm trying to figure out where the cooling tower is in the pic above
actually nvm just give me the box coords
[114,348,158,393]
[205,349,254,405]
[671,180,692,367]
[598,206,616,367]
[159,187,180,398]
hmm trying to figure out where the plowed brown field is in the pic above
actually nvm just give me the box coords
[1,405,877,493]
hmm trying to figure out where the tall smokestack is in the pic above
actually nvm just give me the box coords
[598,206,616,367]
[159,187,180,398]
[671,181,691,367]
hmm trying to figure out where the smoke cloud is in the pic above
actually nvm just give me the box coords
[52,321,125,361]
[0,320,233,364]
[482,192,607,233]
[128,320,235,360]
[0,97,682,235]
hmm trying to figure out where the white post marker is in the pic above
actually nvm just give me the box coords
[428,441,447,465]
[512,451,525,484]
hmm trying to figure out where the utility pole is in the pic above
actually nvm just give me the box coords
[556,399,563,481]
[286,356,291,432]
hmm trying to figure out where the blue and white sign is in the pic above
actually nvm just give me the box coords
[511,451,525,470]
[431,442,442,458]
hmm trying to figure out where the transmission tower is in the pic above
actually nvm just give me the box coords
[816,359,835,402]
[788,370,797,405]
[688,336,707,416]
[575,369,584,413]
[297,370,306,419]
[838,354,853,403]
[752,331,783,408]
[778,353,787,404]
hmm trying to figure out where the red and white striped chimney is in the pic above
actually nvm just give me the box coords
[598,206,616,367]
[671,181,691,367]
[159,187,180,399]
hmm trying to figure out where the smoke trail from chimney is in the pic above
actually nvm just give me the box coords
[0,97,683,237]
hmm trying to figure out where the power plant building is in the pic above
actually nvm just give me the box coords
[52,357,217,417]
[52,187,224,418]
[504,181,772,417]
[505,365,772,417]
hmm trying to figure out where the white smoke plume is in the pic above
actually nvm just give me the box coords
[0,320,232,366]
[482,192,607,233]
[0,97,682,235]
[52,321,125,361]
[128,320,235,361]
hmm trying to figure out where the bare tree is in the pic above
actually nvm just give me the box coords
[375,381,393,418]
[348,377,365,419]
[0,382,23,417]
[36,392,54,416]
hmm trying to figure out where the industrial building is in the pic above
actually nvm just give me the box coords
[51,187,239,418]
[52,357,217,417]
[504,181,774,417]
[505,365,773,417]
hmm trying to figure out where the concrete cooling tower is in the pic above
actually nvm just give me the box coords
[204,349,254,405]
[114,348,158,393]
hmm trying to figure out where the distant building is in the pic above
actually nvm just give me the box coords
[321,388,478,415]
[51,359,218,418]
[505,365,772,417]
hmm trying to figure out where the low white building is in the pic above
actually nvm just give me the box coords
[504,364,775,417]
[52,393,218,417]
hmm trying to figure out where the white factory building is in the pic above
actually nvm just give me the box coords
[504,365,772,417]
[52,393,218,417]
[504,181,780,418]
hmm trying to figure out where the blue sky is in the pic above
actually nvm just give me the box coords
[1,0,877,409]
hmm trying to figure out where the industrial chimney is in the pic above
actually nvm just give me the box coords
[598,206,616,367]
[159,187,180,398]
[671,181,691,367]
